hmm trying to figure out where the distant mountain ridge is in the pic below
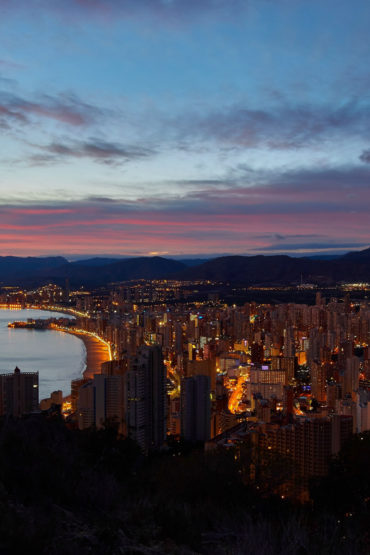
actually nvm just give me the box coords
[0,247,369,287]
[340,247,370,261]
[70,257,210,268]
[0,256,68,284]
[71,257,123,267]
[42,257,186,287]
[175,248,370,284]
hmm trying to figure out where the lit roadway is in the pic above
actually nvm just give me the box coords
[165,360,181,397]
[28,304,113,359]
[228,375,247,414]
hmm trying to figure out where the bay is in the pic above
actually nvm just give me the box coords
[0,309,86,401]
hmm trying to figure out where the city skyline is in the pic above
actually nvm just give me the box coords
[1,0,370,257]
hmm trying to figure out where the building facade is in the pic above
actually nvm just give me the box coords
[0,366,39,417]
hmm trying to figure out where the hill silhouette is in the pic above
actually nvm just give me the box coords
[0,247,369,287]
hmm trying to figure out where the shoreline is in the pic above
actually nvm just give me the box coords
[28,307,112,379]
[56,328,112,380]
[0,308,112,397]
[25,307,111,378]
[8,306,112,378]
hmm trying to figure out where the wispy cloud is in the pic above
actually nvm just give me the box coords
[359,149,370,163]
[255,242,370,252]
[172,100,370,151]
[29,139,156,166]
[0,91,104,128]
[0,59,24,70]
[2,83,370,165]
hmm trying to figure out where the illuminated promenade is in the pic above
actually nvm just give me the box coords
[52,326,112,378]
[4,304,112,379]
[29,304,112,376]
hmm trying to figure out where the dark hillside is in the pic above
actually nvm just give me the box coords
[0,415,368,554]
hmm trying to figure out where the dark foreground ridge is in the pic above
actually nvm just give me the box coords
[0,247,369,287]
[0,414,369,554]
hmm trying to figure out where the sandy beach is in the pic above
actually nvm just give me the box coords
[60,329,112,379]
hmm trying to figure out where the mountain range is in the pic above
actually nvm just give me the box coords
[0,248,369,288]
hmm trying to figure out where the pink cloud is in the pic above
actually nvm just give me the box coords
[0,205,367,256]
[12,208,75,215]
[1,165,369,256]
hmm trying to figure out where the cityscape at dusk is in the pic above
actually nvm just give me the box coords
[1,0,370,257]
[1,1,370,554]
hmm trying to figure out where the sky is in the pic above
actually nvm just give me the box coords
[0,0,369,259]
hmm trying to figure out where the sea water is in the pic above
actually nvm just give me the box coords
[0,308,86,401]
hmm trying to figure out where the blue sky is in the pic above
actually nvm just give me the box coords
[0,0,369,257]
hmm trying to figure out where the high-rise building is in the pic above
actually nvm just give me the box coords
[71,377,89,413]
[248,364,285,402]
[77,380,95,429]
[341,356,360,395]
[101,359,128,376]
[181,374,211,442]
[281,356,295,385]
[259,415,352,499]
[251,342,264,364]
[0,366,39,417]
[311,361,327,402]
[284,326,296,357]
[125,345,166,452]
[77,373,125,432]
[168,396,181,436]
[186,358,216,391]
[283,385,294,419]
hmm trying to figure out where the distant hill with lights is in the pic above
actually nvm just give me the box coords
[0,247,369,287]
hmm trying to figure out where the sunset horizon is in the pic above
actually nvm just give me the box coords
[1,0,370,257]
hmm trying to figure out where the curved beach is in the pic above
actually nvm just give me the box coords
[61,329,112,379]
[0,308,98,400]
[34,307,112,379]
[0,308,112,400]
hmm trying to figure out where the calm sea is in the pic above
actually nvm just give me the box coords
[0,309,86,401]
